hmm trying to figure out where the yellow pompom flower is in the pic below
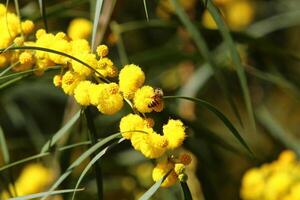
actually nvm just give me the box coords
[67,18,92,40]
[0,4,6,16]
[131,132,148,151]
[19,52,34,65]
[61,71,84,95]
[14,37,24,46]
[89,83,105,106]
[70,39,91,55]
[74,81,93,106]
[1,163,55,199]
[21,20,34,34]
[53,75,62,87]
[119,64,145,99]
[96,83,124,115]
[163,119,186,149]
[96,57,118,77]
[71,53,97,76]
[152,161,178,187]
[174,163,185,175]
[48,32,71,64]
[133,86,164,113]
[226,1,255,31]
[140,131,168,159]
[264,172,292,200]
[240,168,265,200]
[119,114,146,139]
[96,45,109,57]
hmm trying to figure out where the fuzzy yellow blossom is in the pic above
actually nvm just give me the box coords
[70,39,91,55]
[119,114,146,139]
[74,81,93,106]
[21,20,34,34]
[96,83,124,115]
[14,37,24,46]
[67,18,92,40]
[226,1,255,31]
[71,52,97,76]
[174,163,185,175]
[89,83,105,105]
[61,71,84,95]
[240,150,300,200]
[53,75,62,87]
[133,86,164,113]
[131,131,148,151]
[163,119,186,149]
[96,57,118,77]
[119,64,145,99]
[1,163,55,199]
[152,161,178,187]
[19,52,34,65]
[240,168,265,200]
[96,45,109,57]
[144,118,155,128]
[139,131,168,158]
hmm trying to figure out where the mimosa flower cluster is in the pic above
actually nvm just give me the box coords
[0,4,192,188]
[202,0,255,31]
[1,163,55,199]
[0,4,34,70]
[241,150,300,200]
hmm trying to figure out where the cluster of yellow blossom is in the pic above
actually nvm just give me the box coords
[241,150,300,200]
[0,4,34,69]
[0,4,192,188]
[202,0,255,31]
[119,105,191,186]
[1,163,55,199]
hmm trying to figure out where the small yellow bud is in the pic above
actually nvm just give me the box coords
[21,20,35,34]
[96,45,109,57]
[53,75,62,87]
[14,37,24,46]
[174,163,185,175]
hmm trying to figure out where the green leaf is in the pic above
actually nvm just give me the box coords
[9,188,84,200]
[0,74,29,90]
[256,106,300,156]
[0,126,10,164]
[181,182,192,200]
[41,110,81,153]
[91,0,104,51]
[41,133,122,200]
[143,0,149,21]
[38,0,48,31]
[246,10,300,38]
[71,138,125,200]
[163,96,254,157]
[206,0,255,131]
[170,0,243,127]
[0,153,50,172]
[139,170,172,200]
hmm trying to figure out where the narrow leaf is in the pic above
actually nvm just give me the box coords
[38,0,48,31]
[41,133,122,200]
[8,188,84,200]
[164,96,254,157]
[91,0,104,51]
[143,0,149,21]
[139,170,172,200]
[71,138,125,200]
[181,182,192,200]
[41,110,81,153]
[0,126,10,163]
[170,0,243,127]
[206,0,255,131]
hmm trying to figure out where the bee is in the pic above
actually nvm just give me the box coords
[148,88,164,111]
